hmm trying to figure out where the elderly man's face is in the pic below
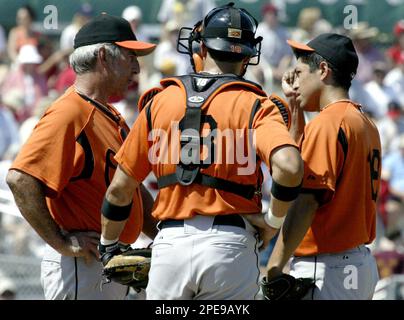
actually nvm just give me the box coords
[108,47,140,96]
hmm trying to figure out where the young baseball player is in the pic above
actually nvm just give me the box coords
[99,2,303,300]
[265,33,381,300]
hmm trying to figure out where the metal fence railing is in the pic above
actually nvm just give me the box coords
[0,253,43,300]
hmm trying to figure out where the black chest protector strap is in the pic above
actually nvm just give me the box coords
[156,74,264,199]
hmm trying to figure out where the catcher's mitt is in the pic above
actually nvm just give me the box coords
[261,274,315,300]
[102,248,152,290]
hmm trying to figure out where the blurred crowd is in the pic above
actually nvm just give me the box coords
[1,1,404,297]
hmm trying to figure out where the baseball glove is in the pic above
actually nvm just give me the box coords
[261,273,315,300]
[102,248,152,290]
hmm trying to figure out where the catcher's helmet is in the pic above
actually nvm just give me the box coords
[200,2,261,57]
[177,2,262,71]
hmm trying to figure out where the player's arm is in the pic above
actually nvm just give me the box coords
[261,145,303,245]
[6,169,99,264]
[139,184,158,239]
[7,169,68,251]
[101,184,158,240]
[269,145,304,222]
[101,165,140,241]
[244,145,303,247]
[266,192,319,279]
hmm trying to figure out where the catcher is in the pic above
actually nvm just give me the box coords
[98,2,304,300]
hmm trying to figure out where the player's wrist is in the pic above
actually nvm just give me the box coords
[98,239,120,266]
[263,208,285,229]
[99,237,119,253]
[100,235,119,246]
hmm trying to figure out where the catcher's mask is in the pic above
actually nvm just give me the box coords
[177,2,263,73]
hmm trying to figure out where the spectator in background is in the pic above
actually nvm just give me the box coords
[7,5,41,62]
[140,57,177,92]
[154,20,190,76]
[384,55,404,108]
[60,3,93,51]
[53,62,76,95]
[51,4,93,93]
[256,3,293,86]
[157,0,215,26]
[350,22,384,84]
[291,7,332,44]
[19,95,55,145]
[0,24,6,62]
[348,78,372,113]
[0,92,21,160]
[386,20,404,69]
[381,134,404,242]
[364,62,398,120]
[1,45,48,122]
[122,6,143,37]
[377,101,404,157]
[37,35,67,90]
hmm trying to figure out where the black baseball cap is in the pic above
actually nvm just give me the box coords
[74,13,156,56]
[287,33,359,80]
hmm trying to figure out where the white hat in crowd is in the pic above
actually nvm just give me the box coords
[122,5,142,22]
[17,44,43,65]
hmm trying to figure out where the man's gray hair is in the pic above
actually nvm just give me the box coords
[69,43,122,75]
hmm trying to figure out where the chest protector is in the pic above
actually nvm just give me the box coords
[142,73,290,200]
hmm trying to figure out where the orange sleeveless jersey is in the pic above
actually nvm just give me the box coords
[295,101,381,256]
[115,81,297,220]
[11,87,143,244]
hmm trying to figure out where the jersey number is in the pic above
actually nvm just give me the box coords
[368,149,381,201]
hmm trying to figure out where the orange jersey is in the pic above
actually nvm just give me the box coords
[14,27,40,51]
[116,75,297,220]
[11,87,143,244]
[295,101,381,256]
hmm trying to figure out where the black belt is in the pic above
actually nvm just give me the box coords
[159,214,246,230]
